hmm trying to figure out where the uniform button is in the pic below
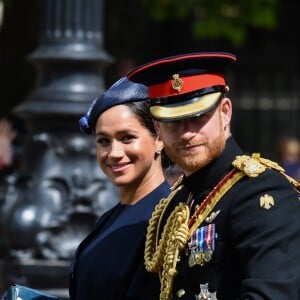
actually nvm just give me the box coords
[176,289,185,297]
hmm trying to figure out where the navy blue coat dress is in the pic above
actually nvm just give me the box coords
[69,181,170,300]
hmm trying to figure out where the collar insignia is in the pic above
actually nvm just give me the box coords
[205,210,221,223]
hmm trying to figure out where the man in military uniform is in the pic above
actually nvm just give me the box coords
[127,52,300,300]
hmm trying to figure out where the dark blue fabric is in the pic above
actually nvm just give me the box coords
[79,77,148,134]
[69,181,170,300]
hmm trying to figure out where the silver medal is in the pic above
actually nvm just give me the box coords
[195,283,217,300]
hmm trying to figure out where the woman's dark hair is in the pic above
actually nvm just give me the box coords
[125,101,156,137]
[125,101,174,169]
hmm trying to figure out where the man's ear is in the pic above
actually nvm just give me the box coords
[220,97,232,130]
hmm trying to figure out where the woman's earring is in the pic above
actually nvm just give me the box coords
[155,149,161,155]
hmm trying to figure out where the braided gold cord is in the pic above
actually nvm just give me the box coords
[252,153,285,172]
[145,197,171,273]
[145,185,183,272]
[144,184,190,300]
[160,203,190,300]
[281,173,300,191]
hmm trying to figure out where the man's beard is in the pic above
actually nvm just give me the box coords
[164,130,226,175]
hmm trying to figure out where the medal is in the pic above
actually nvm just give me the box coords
[188,248,197,267]
[194,248,205,266]
[195,283,217,300]
[203,249,213,262]
[188,224,216,267]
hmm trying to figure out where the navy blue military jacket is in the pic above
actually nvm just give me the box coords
[163,137,300,300]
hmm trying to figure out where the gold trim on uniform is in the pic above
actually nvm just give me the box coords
[170,174,184,191]
[233,153,300,191]
[144,184,190,300]
[232,155,265,177]
[188,171,245,235]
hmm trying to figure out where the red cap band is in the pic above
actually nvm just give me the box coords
[149,74,225,98]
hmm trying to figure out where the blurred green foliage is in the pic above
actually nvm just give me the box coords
[141,0,279,45]
[2,0,10,6]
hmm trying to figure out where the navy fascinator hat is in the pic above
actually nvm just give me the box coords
[79,77,148,134]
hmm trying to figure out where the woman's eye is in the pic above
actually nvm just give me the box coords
[122,135,135,143]
[97,138,110,146]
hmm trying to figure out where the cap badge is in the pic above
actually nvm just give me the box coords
[171,73,183,92]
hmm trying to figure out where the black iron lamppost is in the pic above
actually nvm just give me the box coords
[0,0,118,297]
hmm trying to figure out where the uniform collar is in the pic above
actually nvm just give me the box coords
[182,137,243,197]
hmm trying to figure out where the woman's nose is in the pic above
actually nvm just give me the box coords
[108,141,124,157]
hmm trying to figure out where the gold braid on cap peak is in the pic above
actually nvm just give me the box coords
[144,184,190,300]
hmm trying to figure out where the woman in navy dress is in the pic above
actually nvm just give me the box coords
[69,77,171,300]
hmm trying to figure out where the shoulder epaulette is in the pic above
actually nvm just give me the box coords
[233,153,300,191]
[232,153,266,177]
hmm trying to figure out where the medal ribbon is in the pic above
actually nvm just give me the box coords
[188,224,215,252]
